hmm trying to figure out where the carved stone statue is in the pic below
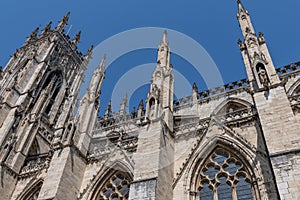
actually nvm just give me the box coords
[257,66,269,87]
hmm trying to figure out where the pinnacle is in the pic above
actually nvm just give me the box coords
[72,31,81,45]
[237,0,246,13]
[55,11,71,31]
[85,45,94,59]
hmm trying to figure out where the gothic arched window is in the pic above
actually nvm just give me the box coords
[44,72,63,115]
[197,149,254,200]
[19,181,43,200]
[95,171,131,200]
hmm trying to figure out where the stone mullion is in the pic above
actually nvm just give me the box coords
[232,185,238,200]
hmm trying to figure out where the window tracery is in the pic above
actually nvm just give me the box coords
[96,172,130,200]
[197,149,254,200]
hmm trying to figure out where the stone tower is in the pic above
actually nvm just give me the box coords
[0,13,96,199]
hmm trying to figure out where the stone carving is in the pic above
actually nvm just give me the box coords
[257,65,269,87]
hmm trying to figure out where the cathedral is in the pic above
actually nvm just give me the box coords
[0,1,300,200]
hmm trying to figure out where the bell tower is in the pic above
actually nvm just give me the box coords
[0,12,91,199]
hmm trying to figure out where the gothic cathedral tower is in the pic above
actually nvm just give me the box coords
[0,13,97,199]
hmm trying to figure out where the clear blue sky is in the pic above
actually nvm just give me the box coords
[1,1,300,115]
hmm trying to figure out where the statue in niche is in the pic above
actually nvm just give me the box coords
[257,65,269,87]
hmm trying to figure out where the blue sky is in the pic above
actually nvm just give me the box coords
[1,1,300,115]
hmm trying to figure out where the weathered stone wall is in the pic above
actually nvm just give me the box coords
[0,167,17,200]
[272,152,300,200]
[37,147,86,200]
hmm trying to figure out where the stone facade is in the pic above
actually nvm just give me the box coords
[0,1,300,200]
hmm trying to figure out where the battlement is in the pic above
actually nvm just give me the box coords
[95,61,300,132]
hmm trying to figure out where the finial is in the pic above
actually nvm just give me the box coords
[72,31,81,45]
[105,100,112,118]
[56,12,70,32]
[237,0,246,13]
[162,30,169,45]
[42,21,52,34]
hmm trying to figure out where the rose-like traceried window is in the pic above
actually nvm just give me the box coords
[198,149,254,200]
[97,172,130,200]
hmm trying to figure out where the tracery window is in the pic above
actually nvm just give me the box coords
[96,172,130,200]
[198,149,253,200]
[44,72,63,115]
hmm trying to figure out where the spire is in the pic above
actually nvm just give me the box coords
[55,12,70,32]
[72,31,81,45]
[41,21,52,34]
[157,30,171,67]
[105,100,112,118]
[120,93,128,116]
[88,54,106,94]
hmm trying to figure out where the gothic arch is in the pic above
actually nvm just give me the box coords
[287,78,300,96]
[86,160,133,200]
[17,179,43,200]
[183,136,262,200]
[34,70,65,98]
[212,97,253,116]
